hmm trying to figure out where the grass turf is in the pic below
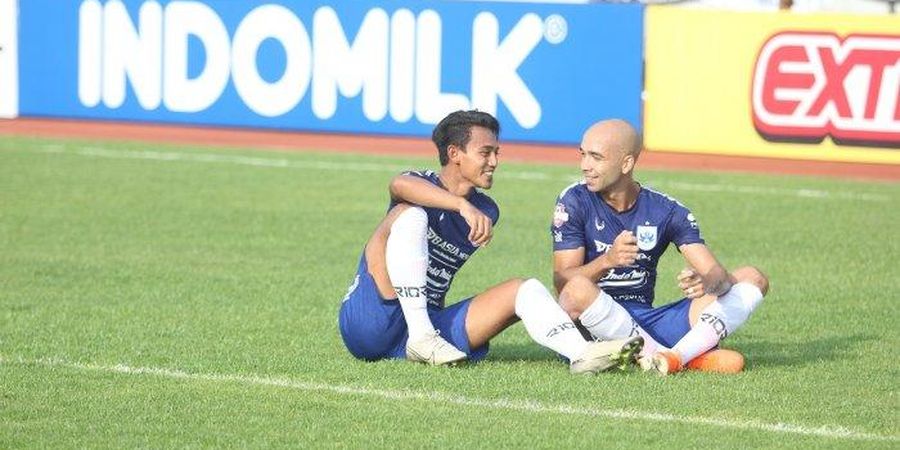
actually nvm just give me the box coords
[0,136,897,448]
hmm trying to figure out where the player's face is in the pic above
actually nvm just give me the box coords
[579,141,622,193]
[458,126,500,189]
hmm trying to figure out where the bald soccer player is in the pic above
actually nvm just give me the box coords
[549,119,770,375]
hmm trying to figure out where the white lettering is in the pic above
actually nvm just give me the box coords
[80,2,549,129]
[427,228,470,260]
[102,0,162,110]
[312,7,389,121]
[0,0,17,118]
[162,1,229,113]
[78,0,102,108]
[389,9,415,123]
[471,12,542,128]
[415,10,470,124]
[232,4,311,117]
[600,269,648,288]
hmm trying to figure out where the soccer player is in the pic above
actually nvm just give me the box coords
[550,119,769,375]
[338,110,642,374]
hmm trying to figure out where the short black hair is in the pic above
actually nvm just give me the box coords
[431,110,500,166]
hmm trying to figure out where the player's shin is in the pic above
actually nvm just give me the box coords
[578,291,664,356]
[673,282,765,364]
[386,207,435,340]
[514,278,589,361]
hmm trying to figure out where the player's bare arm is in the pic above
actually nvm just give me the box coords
[389,174,492,246]
[678,243,736,297]
[553,230,637,292]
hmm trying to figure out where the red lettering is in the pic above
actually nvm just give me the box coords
[753,32,900,147]
[762,46,815,116]
[808,48,853,118]
[845,49,900,120]
[895,87,900,121]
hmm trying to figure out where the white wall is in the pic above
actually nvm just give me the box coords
[0,0,18,119]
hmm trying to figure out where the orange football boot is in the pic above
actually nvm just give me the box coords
[639,350,683,375]
[685,349,745,374]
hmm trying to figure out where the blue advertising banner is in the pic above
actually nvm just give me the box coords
[18,0,643,143]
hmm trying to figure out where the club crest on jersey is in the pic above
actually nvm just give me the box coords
[553,203,569,228]
[636,225,657,251]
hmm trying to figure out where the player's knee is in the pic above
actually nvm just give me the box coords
[559,276,599,319]
[508,277,528,293]
[513,278,548,311]
[734,266,769,296]
[390,205,428,233]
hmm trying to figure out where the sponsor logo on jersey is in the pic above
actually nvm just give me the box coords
[614,293,648,303]
[636,225,657,251]
[427,227,470,260]
[595,240,650,261]
[427,265,453,282]
[600,268,647,288]
[752,31,900,147]
[594,240,610,253]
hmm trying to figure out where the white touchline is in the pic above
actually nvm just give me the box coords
[4,356,897,443]
[35,144,890,202]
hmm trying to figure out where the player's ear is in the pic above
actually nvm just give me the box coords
[447,144,462,164]
[622,154,635,174]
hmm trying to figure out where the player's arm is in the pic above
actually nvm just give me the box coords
[678,243,736,297]
[388,174,492,246]
[553,230,638,293]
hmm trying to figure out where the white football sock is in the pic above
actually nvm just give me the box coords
[386,207,435,340]
[515,278,589,361]
[673,282,764,363]
[578,290,664,356]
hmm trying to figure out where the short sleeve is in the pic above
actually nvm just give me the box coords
[669,204,704,247]
[551,188,586,251]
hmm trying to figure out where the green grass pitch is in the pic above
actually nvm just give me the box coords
[0,136,897,448]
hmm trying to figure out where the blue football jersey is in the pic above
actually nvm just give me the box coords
[551,182,703,305]
[390,170,500,308]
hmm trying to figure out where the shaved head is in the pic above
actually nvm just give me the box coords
[582,119,641,161]
[578,119,643,195]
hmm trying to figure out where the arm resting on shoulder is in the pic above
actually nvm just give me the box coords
[389,174,466,211]
[389,174,492,246]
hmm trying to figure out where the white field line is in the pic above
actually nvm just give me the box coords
[37,144,891,202]
[4,356,896,443]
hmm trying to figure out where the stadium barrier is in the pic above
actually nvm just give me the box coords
[12,0,643,145]
[0,0,17,119]
[644,7,900,163]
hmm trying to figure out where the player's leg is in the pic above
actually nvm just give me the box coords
[461,278,643,374]
[650,266,769,374]
[373,204,466,365]
[558,275,665,356]
[337,257,408,361]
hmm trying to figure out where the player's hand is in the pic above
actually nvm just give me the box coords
[677,267,705,299]
[606,230,639,267]
[459,200,493,247]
